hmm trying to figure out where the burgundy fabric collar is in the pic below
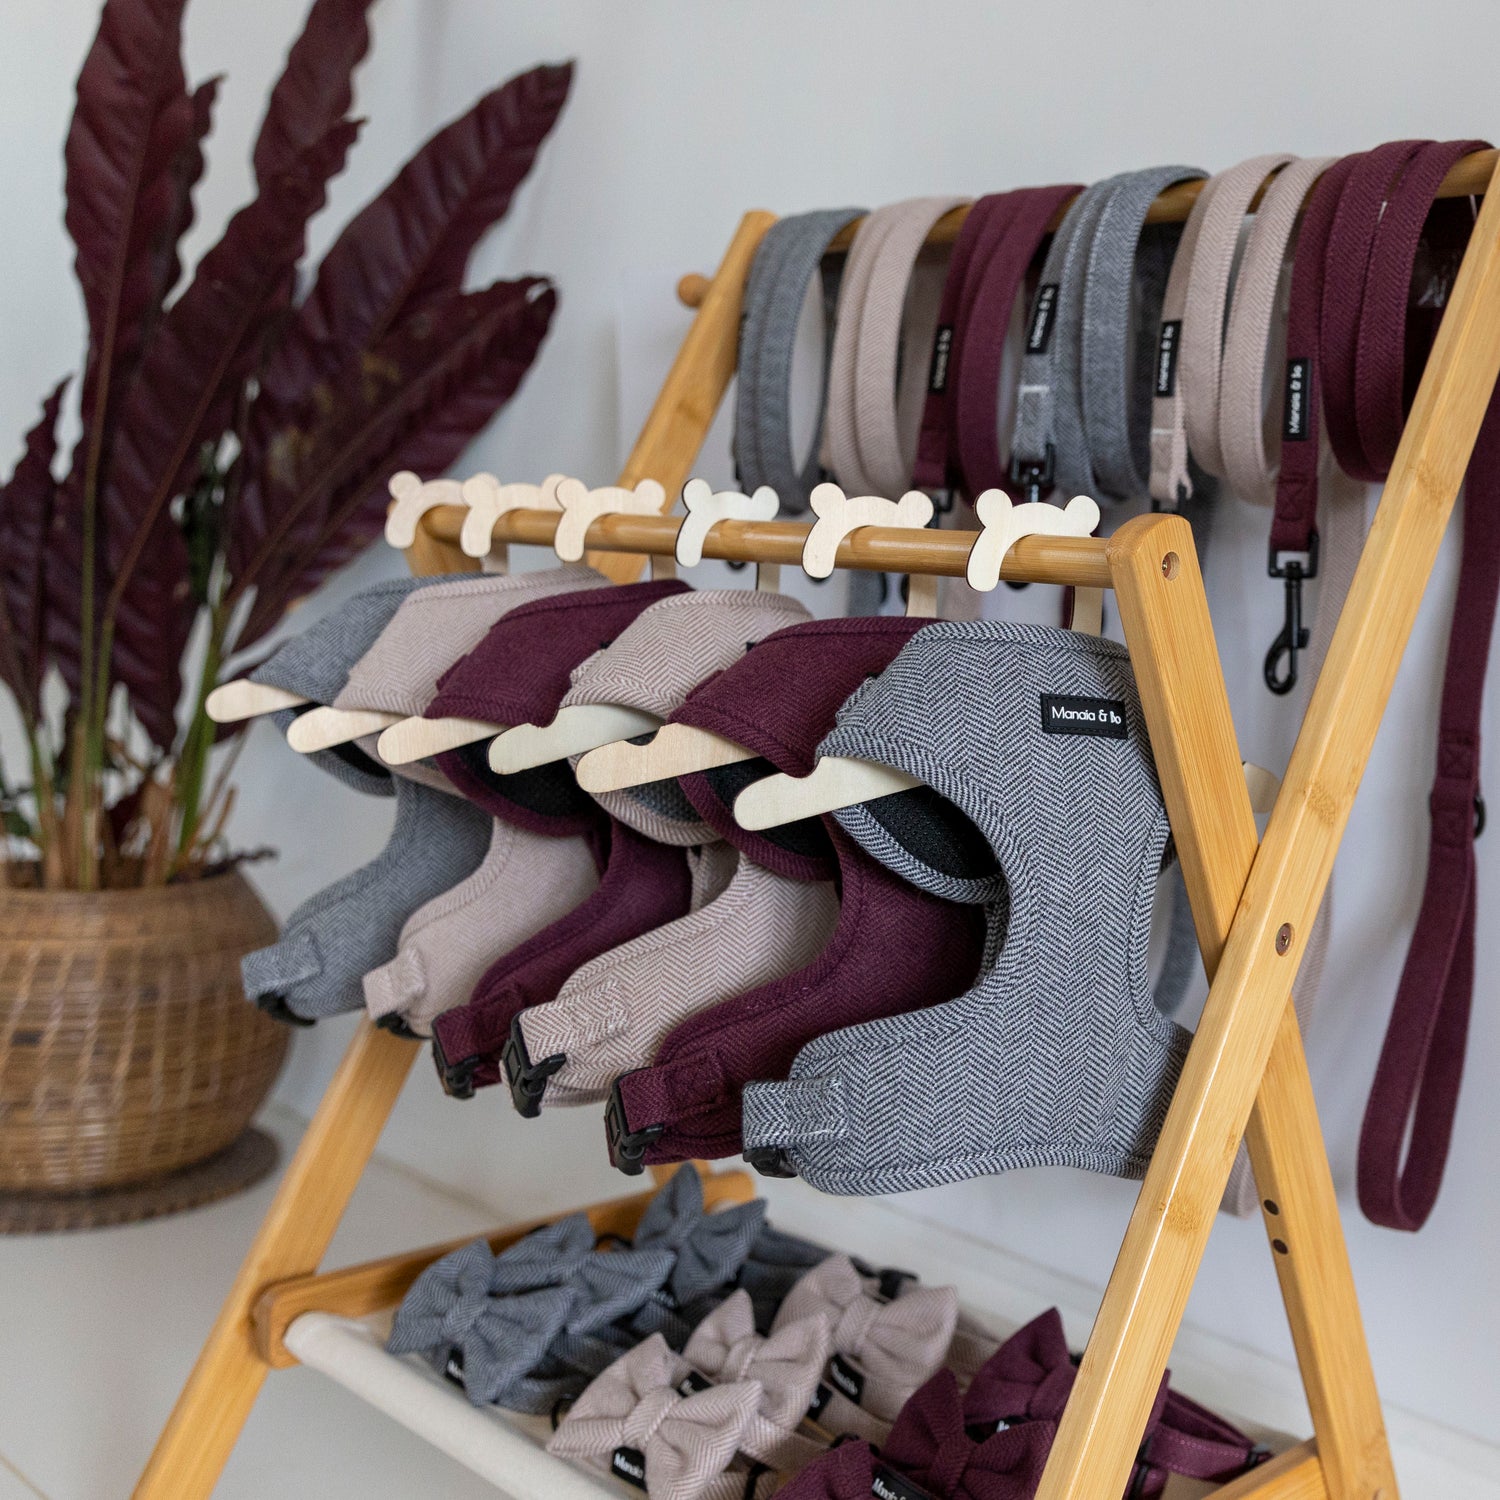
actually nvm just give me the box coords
[910,188,1080,499]
[606,624,986,1173]
[1281,139,1497,1230]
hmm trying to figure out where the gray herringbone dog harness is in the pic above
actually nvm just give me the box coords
[740,621,1190,1194]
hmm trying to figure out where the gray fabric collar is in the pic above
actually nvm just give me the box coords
[1010,167,1204,503]
[733,208,866,513]
[740,621,1191,1194]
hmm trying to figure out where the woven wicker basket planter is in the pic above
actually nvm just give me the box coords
[0,869,288,1202]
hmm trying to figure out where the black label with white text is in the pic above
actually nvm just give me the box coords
[611,1447,648,1490]
[927,324,955,393]
[807,1381,834,1422]
[828,1352,866,1403]
[1154,320,1182,397]
[1283,357,1311,440]
[1040,694,1129,740]
[871,1464,938,1500]
[1026,284,1060,354]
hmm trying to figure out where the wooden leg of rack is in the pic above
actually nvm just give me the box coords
[1215,1441,1327,1500]
[595,208,776,583]
[1033,515,1396,1500]
[132,1021,419,1500]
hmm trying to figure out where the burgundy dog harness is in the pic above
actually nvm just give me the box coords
[605,618,987,1172]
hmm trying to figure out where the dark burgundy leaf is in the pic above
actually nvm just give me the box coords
[252,0,374,187]
[104,120,361,750]
[145,75,221,337]
[254,62,571,426]
[232,277,555,648]
[0,382,67,719]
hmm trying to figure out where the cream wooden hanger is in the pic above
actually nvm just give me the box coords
[804,481,937,616]
[287,706,403,753]
[572,481,786,793]
[458,472,568,570]
[735,491,1098,830]
[553,477,676,578]
[205,679,310,723]
[674,478,782,590]
[383,471,466,551]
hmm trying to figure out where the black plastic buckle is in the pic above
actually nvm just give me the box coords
[1009,442,1055,505]
[605,1080,663,1175]
[254,994,315,1028]
[743,1144,796,1178]
[1476,791,1487,840]
[502,1018,565,1119]
[374,1012,420,1041]
[1264,532,1321,696]
[431,1032,479,1099]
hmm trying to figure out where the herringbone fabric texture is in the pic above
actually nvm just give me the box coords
[253,575,447,795]
[240,775,492,1020]
[561,589,809,843]
[515,848,838,1107]
[614,620,985,1164]
[433,820,696,1090]
[735,1225,830,1334]
[548,1334,778,1500]
[740,622,1190,1194]
[362,816,600,1034]
[772,1255,958,1431]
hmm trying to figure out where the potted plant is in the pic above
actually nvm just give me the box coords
[0,0,571,1226]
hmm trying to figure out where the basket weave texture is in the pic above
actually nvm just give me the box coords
[0,869,287,1194]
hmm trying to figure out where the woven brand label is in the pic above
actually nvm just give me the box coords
[1154,319,1182,397]
[443,1349,465,1390]
[828,1351,866,1403]
[927,324,955,393]
[611,1446,648,1489]
[1026,283,1060,354]
[1040,694,1128,740]
[807,1381,834,1421]
[872,1464,938,1500]
[1283,357,1311,440]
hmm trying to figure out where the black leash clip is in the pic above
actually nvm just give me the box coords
[1265,532,1320,695]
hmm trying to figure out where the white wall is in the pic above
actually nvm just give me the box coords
[4,0,1499,1458]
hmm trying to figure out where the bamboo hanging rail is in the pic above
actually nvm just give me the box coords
[134,147,1500,1500]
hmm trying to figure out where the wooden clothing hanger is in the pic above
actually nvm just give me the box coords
[460,473,569,569]
[734,489,1100,831]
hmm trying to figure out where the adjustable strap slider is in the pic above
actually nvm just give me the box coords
[743,1145,796,1178]
[1008,442,1055,505]
[374,1012,420,1041]
[604,1079,663,1176]
[503,1018,565,1119]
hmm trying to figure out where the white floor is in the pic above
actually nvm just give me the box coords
[3,1105,1497,1500]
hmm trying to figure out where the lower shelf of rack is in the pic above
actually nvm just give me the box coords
[284,1311,616,1500]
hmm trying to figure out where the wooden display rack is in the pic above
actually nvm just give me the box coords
[134,150,1500,1499]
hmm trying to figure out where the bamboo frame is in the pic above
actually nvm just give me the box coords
[136,150,1500,1499]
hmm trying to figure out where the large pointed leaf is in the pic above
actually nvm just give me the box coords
[144,76,220,339]
[232,277,555,649]
[252,0,374,187]
[0,383,68,719]
[103,120,361,750]
[254,62,571,423]
[65,0,194,434]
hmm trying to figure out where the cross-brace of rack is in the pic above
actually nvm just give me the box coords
[133,148,1500,1499]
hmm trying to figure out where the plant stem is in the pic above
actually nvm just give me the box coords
[175,605,225,860]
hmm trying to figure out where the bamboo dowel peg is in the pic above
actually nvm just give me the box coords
[677,273,711,308]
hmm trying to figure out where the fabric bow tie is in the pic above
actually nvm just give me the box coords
[884,1368,1054,1499]
[684,1289,831,1433]
[735,1225,831,1332]
[633,1168,769,1312]
[385,1237,578,1405]
[774,1255,958,1422]
[548,1334,767,1500]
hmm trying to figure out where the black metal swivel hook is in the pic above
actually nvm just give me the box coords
[1006,443,1055,593]
[1264,533,1320,695]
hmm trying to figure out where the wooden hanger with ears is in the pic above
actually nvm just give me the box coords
[577,481,943,795]
[967,490,1104,632]
[675,478,781,590]
[553,478,675,577]
[735,489,1108,829]
[459,472,568,570]
[384,471,466,551]
[287,706,404,754]
[205,681,309,724]
[486,704,663,774]
[804,481,938,616]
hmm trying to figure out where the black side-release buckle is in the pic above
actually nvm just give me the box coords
[255,994,316,1028]
[1264,532,1320,695]
[1009,442,1055,506]
[431,1032,479,1099]
[503,1018,565,1118]
[605,1080,663,1175]
[375,1012,420,1040]
[744,1145,796,1178]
